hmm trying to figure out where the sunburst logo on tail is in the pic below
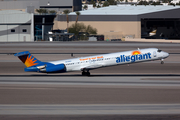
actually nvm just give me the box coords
[132,51,141,55]
[24,55,38,67]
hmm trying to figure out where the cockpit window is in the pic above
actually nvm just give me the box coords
[157,49,162,52]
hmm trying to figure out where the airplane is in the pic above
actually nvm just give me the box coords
[14,48,169,76]
[149,29,157,36]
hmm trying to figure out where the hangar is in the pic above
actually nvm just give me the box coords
[0,10,56,42]
[55,5,180,40]
[0,0,82,12]
[0,10,33,42]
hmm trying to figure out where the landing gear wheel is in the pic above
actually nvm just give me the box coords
[82,72,86,76]
[87,72,90,76]
[161,59,164,64]
[82,71,91,76]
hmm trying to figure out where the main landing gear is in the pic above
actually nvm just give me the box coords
[82,71,90,76]
[161,59,164,64]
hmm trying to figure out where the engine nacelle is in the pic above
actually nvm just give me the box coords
[40,64,66,73]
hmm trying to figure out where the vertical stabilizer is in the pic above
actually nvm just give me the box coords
[14,51,42,67]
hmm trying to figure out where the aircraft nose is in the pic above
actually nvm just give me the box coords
[163,52,169,58]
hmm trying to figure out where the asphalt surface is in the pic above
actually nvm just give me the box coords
[1,115,180,120]
[0,41,180,53]
[0,62,180,75]
[0,77,180,104]
[0,104,180,115]
[0,42,180,120]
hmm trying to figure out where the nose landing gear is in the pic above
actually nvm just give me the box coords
[161,59,164,64]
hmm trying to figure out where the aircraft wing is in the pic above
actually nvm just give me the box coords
[81,64,104,71]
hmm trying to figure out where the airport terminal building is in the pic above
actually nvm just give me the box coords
[55,5,180,40]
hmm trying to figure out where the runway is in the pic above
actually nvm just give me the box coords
[0,62,179,75]
[0,42,180,119]
[0,41,180,53]
[0,76,180,104]
[0,104,180,115]
[1,76,180,119]
[1,76,180,86]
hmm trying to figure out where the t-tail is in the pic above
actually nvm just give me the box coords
[14,51,66,73]
[14,51,42,67]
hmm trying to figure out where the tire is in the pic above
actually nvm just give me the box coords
[87,72,90,76]
[82,72,86,76]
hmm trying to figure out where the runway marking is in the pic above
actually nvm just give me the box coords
[0,104,180,115]
[0,87,54,90]
[141,78,180,81]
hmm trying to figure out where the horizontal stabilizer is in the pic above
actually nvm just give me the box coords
[14,51,30,57]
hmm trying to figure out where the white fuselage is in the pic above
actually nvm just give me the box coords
[49,48,169,72]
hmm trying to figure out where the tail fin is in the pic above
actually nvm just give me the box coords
[14,51,42,67]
